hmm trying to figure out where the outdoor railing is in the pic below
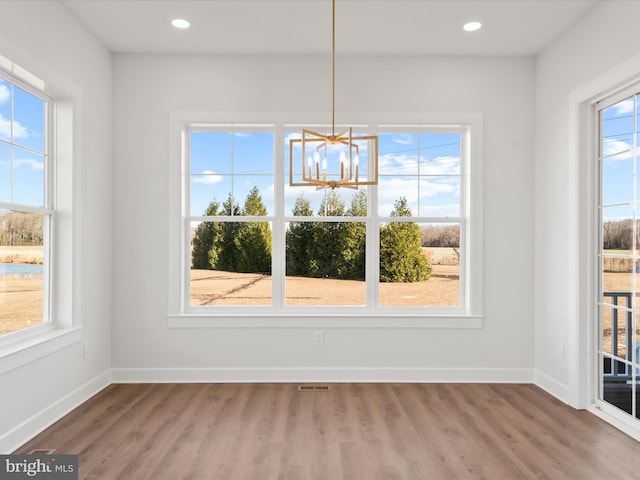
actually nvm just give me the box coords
[603,291,635,381]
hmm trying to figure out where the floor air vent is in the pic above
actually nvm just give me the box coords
[298,385,330,392]
[28,449,55,454]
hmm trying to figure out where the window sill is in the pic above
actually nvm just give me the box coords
[167,314,483,329]
[0,327,82,375]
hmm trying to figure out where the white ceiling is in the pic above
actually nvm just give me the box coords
[60,0,599,56]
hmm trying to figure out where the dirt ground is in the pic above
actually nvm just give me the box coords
[190,265,460,307]
[3,269,639,347]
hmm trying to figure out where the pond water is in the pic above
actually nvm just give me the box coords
[0,263,44,276]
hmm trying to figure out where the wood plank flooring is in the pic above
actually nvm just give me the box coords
[14,383,640,479]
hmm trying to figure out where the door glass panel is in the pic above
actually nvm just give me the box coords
[599,92,639,420]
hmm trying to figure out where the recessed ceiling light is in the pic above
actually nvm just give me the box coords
[171,18,191,29]
[463,21,482,32]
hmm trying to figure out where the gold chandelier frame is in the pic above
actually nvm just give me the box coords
[289,0,378,189]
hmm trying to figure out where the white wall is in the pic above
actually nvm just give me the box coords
[0,1,112,452]
[112,54,536,381]
[535,0,640,404]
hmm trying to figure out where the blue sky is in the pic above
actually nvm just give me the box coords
[0,77,45,208]
[189,129,462,218]
[601,94,640,224]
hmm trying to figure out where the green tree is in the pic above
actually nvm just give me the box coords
[286,195,315,276]
[380,197,431,282]
[311,190,347,278]
[236,186,272,273]
[338,190,367,280]
[191,201,222,269]
[211,193,241,272]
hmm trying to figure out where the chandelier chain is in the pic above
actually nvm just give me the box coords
[332,0,335,136]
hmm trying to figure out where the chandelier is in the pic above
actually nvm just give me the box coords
[289,0,378,189]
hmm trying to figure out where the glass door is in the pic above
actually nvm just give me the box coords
[598,88,640,419]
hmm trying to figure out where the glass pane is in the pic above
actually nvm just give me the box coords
[285,221,365,306]
[380,222,459,307]
[190,176,232,217]
[232,176,274,216]
[602,156,633,205]
[0,142,10,202]
[614,305,631,359]
[601,304,614,358]
[634,312,640,368]
[602,97,634,205]
[602,98,634,146]
[0,210,45,334]
[285,187,366,218]
[0,78,11,141]
[12,147,44,207]
[379,133,418,176]
[233,132,273,174]
[190,220,272,306]
[190,131,232,175]
[603,375,634,416]
[419,176,461,217]
[602,206,634,253]
[378,177,419,217]
[13,85,45,152]
[602,269,633,306]
[285,131,302,178]
[419,133,461,175]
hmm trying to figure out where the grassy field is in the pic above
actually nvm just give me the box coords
[0,274,44,334]
[0,246,44,334]
[0,245,44,264]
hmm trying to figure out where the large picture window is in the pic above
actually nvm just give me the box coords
[181,121,475,317]
[0,71,51,336]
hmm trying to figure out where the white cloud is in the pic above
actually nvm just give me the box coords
[422,156,460,175]
[420,204,460,217]
[393,134,414,145]
[14,157,44,171]
[418,177,459,197]
[0,84,9,104]
[379,153,460,176]
[379,153,419,175]
[0,114,28,139]
[603,139,634,160]
[192,170,223,184]
[611,99,635,116]
[376,176,460,216]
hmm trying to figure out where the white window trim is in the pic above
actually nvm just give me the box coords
[0,52,81,372]
[168,111,483,328]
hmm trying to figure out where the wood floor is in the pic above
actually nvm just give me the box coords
[15,383,640,479]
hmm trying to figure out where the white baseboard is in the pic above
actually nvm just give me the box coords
[0,369,112,454]
[533,369,571,405]
[111,367,535,384]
